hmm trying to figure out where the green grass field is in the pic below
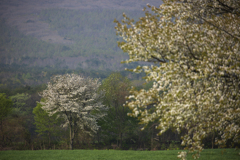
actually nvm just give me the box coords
[0,149,239,160]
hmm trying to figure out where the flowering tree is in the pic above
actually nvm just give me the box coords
[115,0,240,159]
[40,74,106,150]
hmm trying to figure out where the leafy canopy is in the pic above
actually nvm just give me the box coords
[33,99,62,138]
[0,93,12,121]
[98,73,138,146]
[115,0,240,159]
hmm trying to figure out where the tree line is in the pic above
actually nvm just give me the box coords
[0,72,184,151]
[1,72,233,151]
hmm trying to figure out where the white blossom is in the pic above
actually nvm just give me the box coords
[40,74,107,149]
[115,0,240,159]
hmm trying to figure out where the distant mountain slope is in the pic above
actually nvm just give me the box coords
[0,0,162,88]
[0,9,140,70]
[0,0,162,45]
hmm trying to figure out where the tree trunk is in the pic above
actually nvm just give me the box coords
[120,132,122,148]
[43,140,45,150]
[151,131,153,150]
[69,124,75,150]
[97,129,100,144]
[48,132,50,148]
[151,124,154,150]
[212,132,215,149]
[1,120,5,147]
[70,124,73,150]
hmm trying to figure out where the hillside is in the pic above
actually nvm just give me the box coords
[0,0,162,88]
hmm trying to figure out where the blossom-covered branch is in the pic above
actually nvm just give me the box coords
[115,0,240,159]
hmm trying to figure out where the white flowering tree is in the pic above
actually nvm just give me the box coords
[40,74,106,150]
[115,0,240,159]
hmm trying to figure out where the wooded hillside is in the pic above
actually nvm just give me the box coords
[0,0,162,88]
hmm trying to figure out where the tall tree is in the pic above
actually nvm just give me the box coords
[1,93,32,149]
[0,93,13,147]
[40,74,107,150]
[33,99,63,148]
[115,0,240,159]
[98,73,137,148]
[0,93,12,123]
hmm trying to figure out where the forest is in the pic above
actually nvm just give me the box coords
[0,71,228,151]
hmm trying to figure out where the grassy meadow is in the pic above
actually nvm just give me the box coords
[0,149,239,160]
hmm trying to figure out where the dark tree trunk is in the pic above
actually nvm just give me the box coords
[120,132,122,148]
[69,124,75,150]
[1,120,5,148]
[48,132,50,148]
[212,132,215,149]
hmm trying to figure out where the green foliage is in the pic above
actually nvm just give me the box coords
[10,93,30,116]
[0,93,30,148]
[0,63,113,89]
[33,99,62,139]
[161,143,166,150]
[0,93,13,121]
[10,93,30,108]
[168,141,181,150]
[100,72,130,105]
[22,73,31,80]
[98,73,139,148]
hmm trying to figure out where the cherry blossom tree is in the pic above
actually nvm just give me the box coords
[115,0,240,159]
[40,74,107,150]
